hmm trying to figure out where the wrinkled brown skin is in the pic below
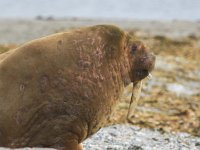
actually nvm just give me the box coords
[0,25,155,150]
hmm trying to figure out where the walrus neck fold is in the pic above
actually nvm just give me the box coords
[119,50,132,87]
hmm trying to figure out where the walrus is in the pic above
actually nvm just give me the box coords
[0,25,155,150]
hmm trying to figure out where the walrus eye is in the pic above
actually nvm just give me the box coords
[131,45,138,54]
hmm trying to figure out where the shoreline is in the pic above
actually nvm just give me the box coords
[0,18,200,44]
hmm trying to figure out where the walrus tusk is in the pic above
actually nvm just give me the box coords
[127,80,143,123]
[147,73,153,80]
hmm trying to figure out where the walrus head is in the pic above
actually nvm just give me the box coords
[128,40,155,83]
[126,40,155,122]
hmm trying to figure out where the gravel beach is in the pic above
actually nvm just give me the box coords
[1,125,200,150]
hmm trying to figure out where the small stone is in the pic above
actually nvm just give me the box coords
[195,142,200,146]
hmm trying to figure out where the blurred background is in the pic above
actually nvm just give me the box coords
[0,0,200,20]
[0,0,200,137]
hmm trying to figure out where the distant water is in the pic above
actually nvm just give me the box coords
[0,0,200,20]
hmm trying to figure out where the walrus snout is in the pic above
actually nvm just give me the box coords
[129,41,156,82]
[133,52,155,81]
[140,52,156,72]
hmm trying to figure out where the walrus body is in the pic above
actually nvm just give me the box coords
[0,25,155,149]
